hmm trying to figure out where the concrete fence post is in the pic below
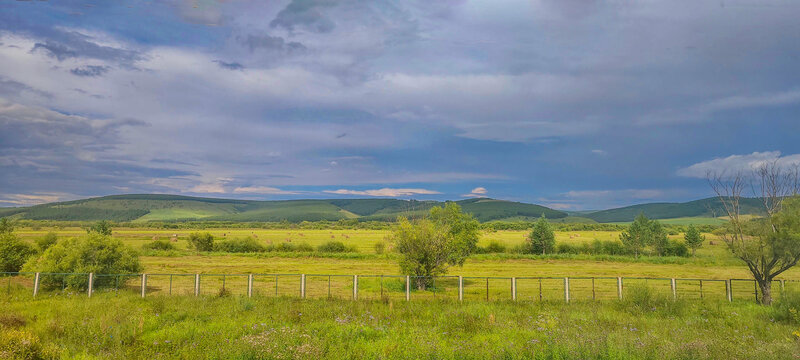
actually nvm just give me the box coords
[141,274,147,298]
[247,274,253,298]
[671,278,677,300]
[405,276,410,301]
[617,277,623,300]
[564,277,570,303]
[194,274,200,297]
[727,279,732,302]
[512,277,517,301]
[458,276,463,302]
[301,274,306,299]
[782,280,786,293]
[353,275,358,300]
[88,273,94,298]
[33,272,40,297]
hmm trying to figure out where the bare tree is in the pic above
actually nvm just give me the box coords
[708,161,800,304]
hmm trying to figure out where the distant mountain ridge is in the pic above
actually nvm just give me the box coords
[0,194,567,223]
[579,197,765,223]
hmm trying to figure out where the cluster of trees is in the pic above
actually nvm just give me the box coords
[180,232,357,254]
[0,219,141,290]
[618,214,697,258]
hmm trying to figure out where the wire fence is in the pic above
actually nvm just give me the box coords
[1,272,796,303]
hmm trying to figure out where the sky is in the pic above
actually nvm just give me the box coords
[1,0,799,210]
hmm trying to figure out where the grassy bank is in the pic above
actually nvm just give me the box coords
[2,290,798,359]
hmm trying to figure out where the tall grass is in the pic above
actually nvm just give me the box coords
[1,292,797,359]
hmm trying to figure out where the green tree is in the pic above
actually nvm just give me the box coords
[86,220,112,236]
[684,224,705,255]
[527,214,555,254]
[188,232,215,251]
[0,228,36,273]
[619,213,653,258]
[36,232,58,252]
[650,220,670,256]
[392,203,479,289]
[0,218,13,234]
[709,163,800,304]
[23,233,141,290]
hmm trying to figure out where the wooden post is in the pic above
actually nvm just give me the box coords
[512,277,516,301]
[591,278,596,301]
[353,275,358,300]
[194,274,200,297]
[405,276,410,301]
[141,274,147,298]
[699,280,704,299]
[781,280,786,294]
[726,279,732,302]
[671,278,677,300]
[564,277,570,303]
[300,274,306,299]
[247,274,253,298]
[33,272,40,297]
[617,277,623,300]
[88,273,94,298]
[458,276,463,302]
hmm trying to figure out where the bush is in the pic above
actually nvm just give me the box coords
[35,232,58,252]
[771,289,800,323]
[374,242,386,254]
[142,240,176,251]
[214,237,265,253]
[0,233,36,273]
[268,242,314,252]
[556,243,580,254]
[22,233,142,290]
[86,220,112,236]
[485,241,506,253]
[188,232,214,251]
[317,241,356,253]
[663,239,689,257]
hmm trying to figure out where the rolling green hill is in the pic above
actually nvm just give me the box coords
[582,197,765,223]
[0,194,568,223]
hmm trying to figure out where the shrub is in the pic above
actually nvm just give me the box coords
[269,242,314,252]
[188,232,214,251]
[374,242,386,254]
[317,241,356,253]
[663,239,689,257]
[35,232,58,252]
[771,289,800,323]
[86,220,112,236]
[556,243,580,254]
[0,233,36,273]
[484,241,506,253]
[214,237,265,253]
[142,240,176,251]
[22,233,142,290]
[295,242,314,252]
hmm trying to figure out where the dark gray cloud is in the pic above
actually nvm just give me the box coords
[70,65,110,77]
[30,30,142,65]
[212,60,244,70]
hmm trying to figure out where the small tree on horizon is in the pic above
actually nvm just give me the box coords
[528,214,555,255]
[86,220,112,236]
[684,224,705,255]
[620,213,653,258]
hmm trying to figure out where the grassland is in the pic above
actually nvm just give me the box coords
[2,290,800,359]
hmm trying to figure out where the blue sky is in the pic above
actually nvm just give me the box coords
[1,0,799,210]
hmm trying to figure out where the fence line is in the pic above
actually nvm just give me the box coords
[2,272,796,303]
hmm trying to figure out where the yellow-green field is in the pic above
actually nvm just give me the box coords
[14,227,799,281]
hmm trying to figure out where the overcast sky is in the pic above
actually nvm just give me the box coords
[1,0,799,210]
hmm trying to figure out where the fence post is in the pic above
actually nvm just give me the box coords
[406,276,410,301]
[194,274,200,297]
[617,277,623,300]
[726,279,732,302]
[247,274,253,298]
[671,278,677,300]
[353,275,358,300]
[33,272,40,297]
[300,274,306,299]
[141,274,147,298]
[458,276,463,302]
[564,277,570,303]
[88,273,94,298]
[512,277,516,301]
[782,280,786,294]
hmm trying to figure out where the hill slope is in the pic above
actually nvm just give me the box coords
[0,194,568,223]
[582,197,765,223]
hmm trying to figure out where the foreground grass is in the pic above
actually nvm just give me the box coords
[2,291,800,359]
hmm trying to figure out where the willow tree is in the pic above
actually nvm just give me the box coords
[392,203,479,290]
[709,162,800,305]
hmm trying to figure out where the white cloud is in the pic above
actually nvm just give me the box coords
[187,183,226,194]
[232,186,300,195]
[462,187,488,197]
[563,189,667,200]
[677,151,800,178]
[0,192,75,206]
[591,149,607,155]
[323,188,440,197]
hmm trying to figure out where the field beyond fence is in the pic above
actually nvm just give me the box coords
[2,272,794,303]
